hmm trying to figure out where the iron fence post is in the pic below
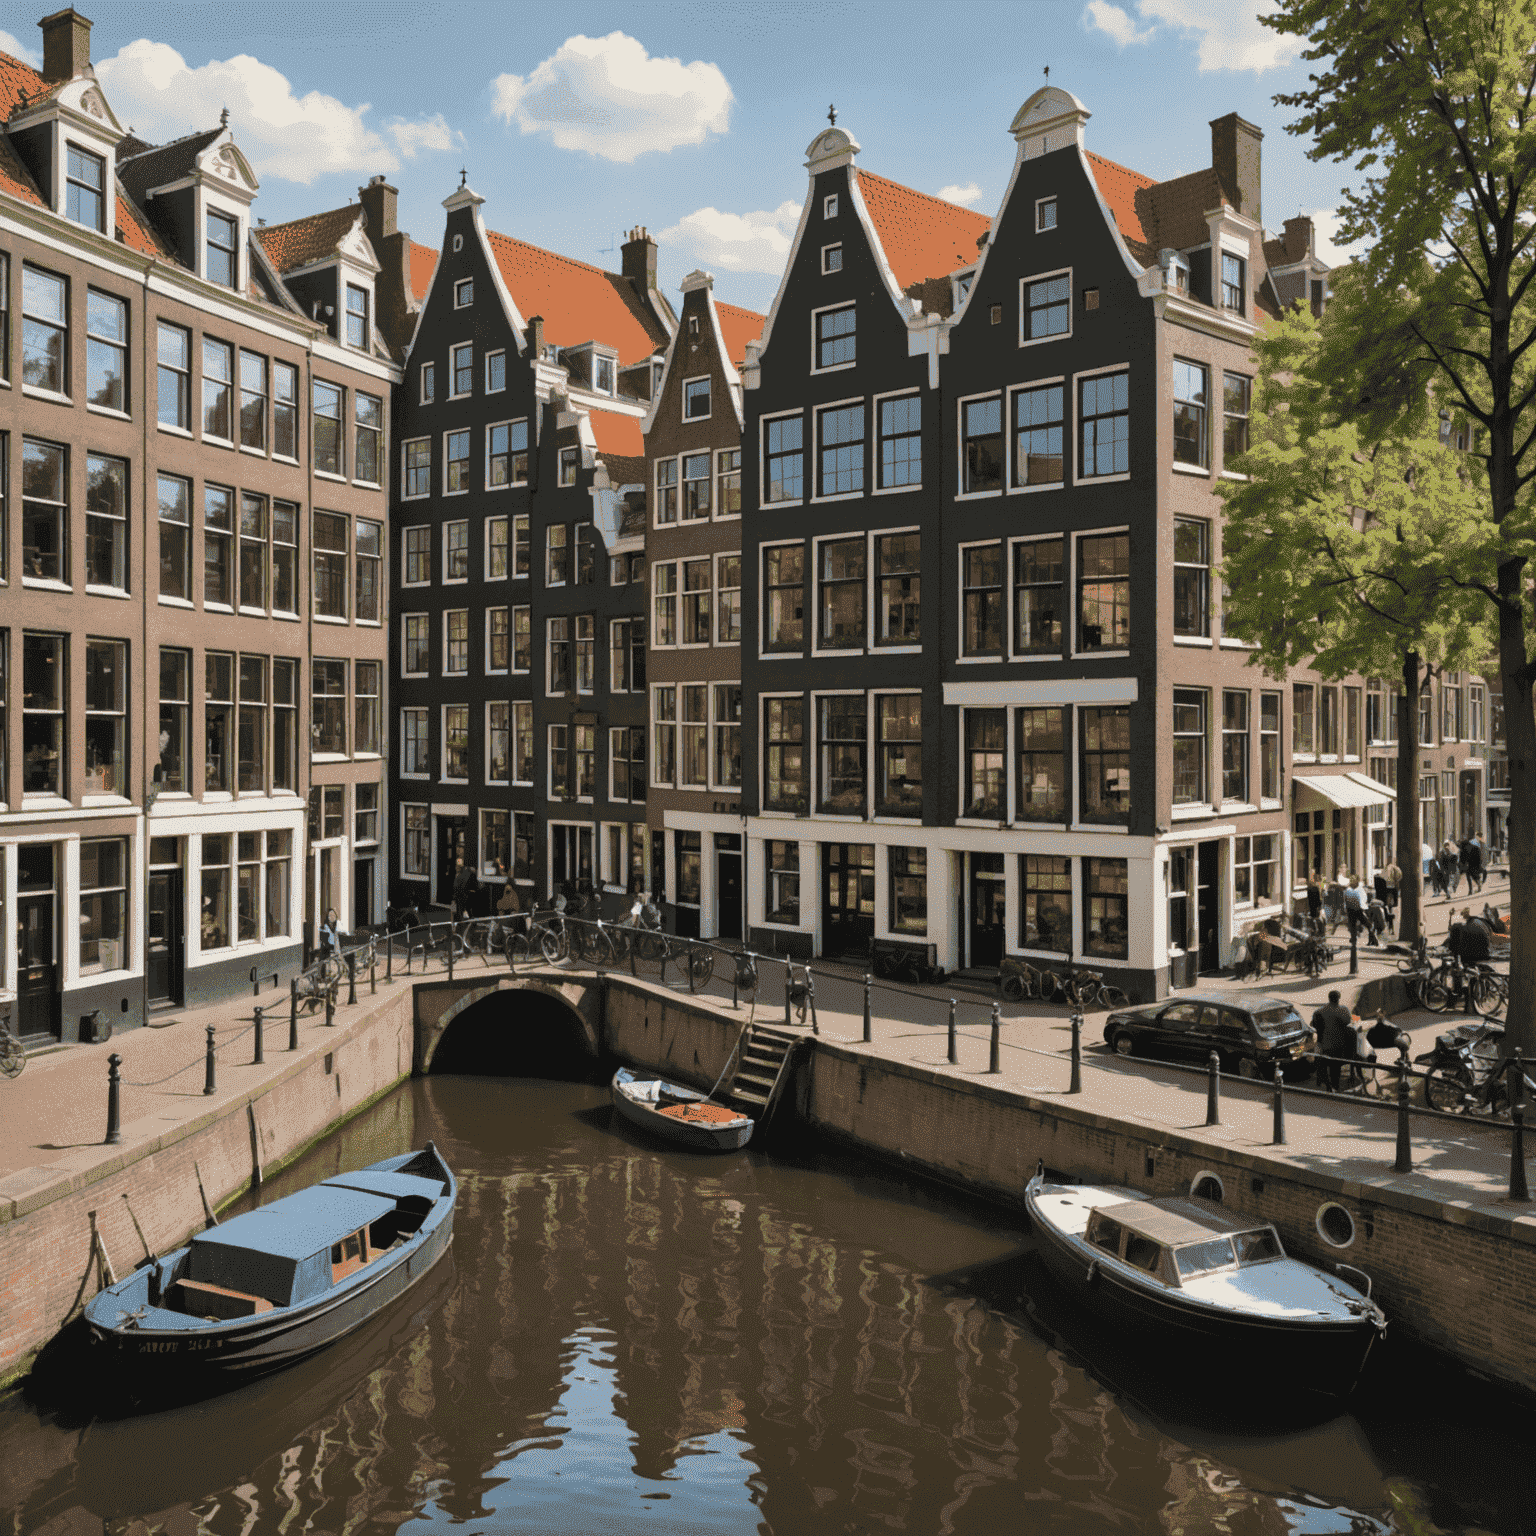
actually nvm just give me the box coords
[386,929,394,983]
[947,999,958,1066]
[863,974,872,1043]
[251,965,260,998]
[1349,928,1358,977]
[1272,1064,1286,1145]
[252,1006,264,1066]
[325,985,336,1028]
[1205,1051,1220,1126]
[1509,1046,1526,1113]
[1512,1104,1531,1202]
[689,941,697,994]
[203,1024,217,1096]
[105,1052,122,1145]
[989,1003,1001,1073]
[447,926,455,982]
[1394,1049,1413,1172]
[289,979,299,1051]
[370,949,377,996]
[347,951,357,1006]
[1069,1012,1082,1094]
[807,969,818,1035]
[784,958,793,1027]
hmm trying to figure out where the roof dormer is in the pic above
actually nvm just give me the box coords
[1009,86,1091,161]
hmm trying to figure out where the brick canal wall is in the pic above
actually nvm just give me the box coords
[0,989,413,1387]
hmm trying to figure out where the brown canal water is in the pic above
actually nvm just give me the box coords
[0,1073,1530,1535]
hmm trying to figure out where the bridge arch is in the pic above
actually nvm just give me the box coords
[417,975,601,1076]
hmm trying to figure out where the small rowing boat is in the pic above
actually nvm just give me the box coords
[610,1066,753,1151]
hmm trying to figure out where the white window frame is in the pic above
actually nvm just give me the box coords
[1019,266,1073,349]
[869,524,922,656]
[1005,374,1067,496]
[955,538,1006,666]
[419,361,435,406]
[400,802,430,878]
[485,515,509,582]
[485,349,506,394]
[955,388,1005,501]
[811,688,870,821]
[512,513,530,578]
[485,701,510,786]
[1006,533,1068,664]
[559,446,580,486]
[400,437,431,501]
[454,278,473,309]
[652,684,677,788]
[823,193,839,219]
[957,703,1011,824]
[512,700,533,785]
[811,393,867,505]
[547,724,569,802]
[872,388,922,497]
[810,300,857,375]
[449,341,473,400]
[759,409,806,509]
[715,447,742,521]
[709,681,744,793]
[821,242,843,274]
[486,606,509,676]
[1035,196,1058,232]
[758,539,807,661]
[442,519,469,585]
[441,703,469,784]
[400,612,430,679]
[442,608,469,677]
[812,530,868,658]
[1072,363,1133,488]
[1070,523,1133,660]
[401,524,431,588]
[652,557,679,649]
[442,428,471,497]
[399,709,430,780]
[682,374,712,422]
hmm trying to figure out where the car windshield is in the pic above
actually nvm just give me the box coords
[1173,1238,1235,1277]
[1251,1005,1302,1037]
[1234,1229,1283,1264]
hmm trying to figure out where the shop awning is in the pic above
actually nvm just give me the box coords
[1294,772,1395,810]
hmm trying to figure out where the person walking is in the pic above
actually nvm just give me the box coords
[1343,877,1366,946]
[1378,860,1401,934]
[1423,840,1440,897]
[1311,990,1357,1092]
[451,856,479,926]
[1439,839,1461,899]
[1306,867,1324,931]
[1465,833,1486,894]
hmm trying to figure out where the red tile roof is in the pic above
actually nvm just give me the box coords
[856,170,992,288]
[716,300,763,366]
[486,229,668,366]
[1086,151,1157,247]
[255,205,360,273]
[588,409,644,459]
[409,241,438,303]
[599,451,646,487]
[0,51,48,209]
[116,189,167,254]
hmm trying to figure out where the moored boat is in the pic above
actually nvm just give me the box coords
[84,1143,455,1402]
[1025,1170,1385,1401]
[610,1066,753,1151]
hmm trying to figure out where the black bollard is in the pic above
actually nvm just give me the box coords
[447,928,455,982]
[105,1052,122,1145]
[948,998,958,1065]
[688,942,697,994]
[203,1024,217,1096]
[806,968,818,1034]
[990,1002,1001,1073]
[370,950,377,996]
[252,1006,264,1065]
[1205,1051,1220,1126]
[784,958,793,1028]
[289,979,299,1051]
[1510,1046,1527,1113]
[325,984,336,1028]
[404,929,412,975]
[1394,1051,1413,1173]
[347,951,357,1006]
[251,964,260,998]
[1070,1012,1082,1094]
[863,974,872,1043]
[1272,1064,1286,1145]
[1512,1104,1531,1202]
[386,930,394,983]
[1349,928,1358,977]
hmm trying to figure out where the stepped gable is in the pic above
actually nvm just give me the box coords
[715,299,764,367]
[255,204,360,273]
[856,169,991,289]
[409,240,438,302]
[486,228,668,366]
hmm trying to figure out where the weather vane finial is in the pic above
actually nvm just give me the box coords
[1044,64,1050,81]
[220,105,229,127]
[459,166,467,188]
[828,104,836,126]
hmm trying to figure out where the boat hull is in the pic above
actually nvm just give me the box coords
[611,1070,753,1151]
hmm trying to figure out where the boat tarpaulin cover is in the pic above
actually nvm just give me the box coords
[323,1171,444,1202]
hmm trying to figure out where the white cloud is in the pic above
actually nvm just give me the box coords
[938,182,983,207]
[656,201,799,275]
[491,33,731,163]
[1082,1,1154,48]
[1082,0,1302,72]
[1309,208,1369,269]
[0,29,41,68]
[95,40,458,186]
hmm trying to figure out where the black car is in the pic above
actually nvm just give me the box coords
[1102,990,1314,1078]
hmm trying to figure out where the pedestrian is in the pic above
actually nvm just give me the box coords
[1343,877,1366,945]
[1459,907,1493,966]
[1440,838,1461,898]
[451,856,479,925]
[1306,867,1324,931]
[1311,989,1357,1092]
[1382,858,1402,918]
[1465,833,1486,894]
[320,906,341,957]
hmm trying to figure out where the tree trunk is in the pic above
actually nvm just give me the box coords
[1496,566,1534,1058]
[1397,651,1422,946]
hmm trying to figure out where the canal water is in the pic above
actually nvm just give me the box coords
[0,1073,1530,1535]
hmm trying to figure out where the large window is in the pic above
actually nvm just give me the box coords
[356,520,381,622]
[206,209,238,288]
[1014,539,1063,656]
[1084,858,1129,960]
[819,404,864,496]
[273,660,297,791]
[1223,373,1251,461]
[84,639,126,795]
[85,454,126,590]
[86,290,126,411]
[1024,272,1071,341]
[444,705,469,781]
[1017,707,1066,822]
[1077,533,1130,651]
[402,614,429,675]
[274,504,298,614]
[403,806,430,878]
[273,362,298,458]
[878,395,920,488]
[1079,371,1129,478]
[964,709,1006,818]
[765,416,804,502]
[80,839,126,975]
[404,439,431,500]
[764,545,804,652]
[681,685,708,787]
[22,438,67,583]
[1293,683,1315,756]
[1260,691,1281,801]
[488,704,512,784]
[355,393,382,484]
[1222,691,1250,802]
[1234,834,1278,909]
[157,322,190,429]
[548,617,571,693]
[355,662,379,755]
[963,544,1003,656]
[312,659,347,755]
[765,698,807,812]
[313,381,343,476]
[495,420,530,486]
[239,350,266,450]
[819,538,864,648]
[962,396,1003,493]
[1014,382,1064,487]
[816,304,856,368]
[22,632,65,795]
[717,449,742,515]
[1023,855,1071,953]
[653,687,677,786]
[1173,518,1210,637]
[1173,360,1208,468]
[205,652,233,791]
[547,524,569,586]
[313,512,348,618]
[66,144,105,231]
[203,485,233,607]
[1319,685,1339,755]
[819,696,866,814]
[655,458,678,525]
[874,533,920,646]
[401,709,430,776]
[443,520,469,583]
[158,647,189,791]
[1172,689,1207,805]
[238,494,267,612]
[681,451,711,519]
[22,266,66,394]
[890,848,927,935]
[488,607,510,673]
[446,429,470,494]
[683,375,710,418]
[403,525,430,587]
[610,726,645,803]
[1080,706,1130,825]
[652,562,677,646]
[683,558,712,645]
[576,614,596,693]
[766,842,800,923]
[716,554,742,644]
[714,685,742,787]
[203,338,233,440]
[876,694,922,816]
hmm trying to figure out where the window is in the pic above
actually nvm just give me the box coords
[273,659,297,792]
[548,617,571,693]
[681,685,709,786]
[230,492,267,614]
[683,451,711,519]
[1419,684,1435,746]
[1016,707,1066,823]
[157,322,190,428]
[488,607,509,673]
[0,253,7,386]
[85,454,126,591]
[819,404,864,496]
[546,524,570,587]
[609,618,642,692]
[684,376,711,418]
[964,709,1006,818]
[353,393,382,484]
[402,526,430,588]
[1173,360,1209,469]
[444,429,470,494]
[1084,858,1129,960]
[652,687,677,785]
[652,561,677,646]
[514,606,531,673]
[454,277,473,309]
[444,610,468,675]
[816,304,856,368]
[654,457,679,525]
[1260,691,1281,800]
[1079,371,1129,478]
[1470,683,1486,744]
[485,701,510,784]
[451,343,473,397]
[962,396,1003,493]
[86,290,126,412]
[610,726,645,803]
[717,449,741,516]
[1442,684,1462,742]
[403,805,430,877]
[443,519,469,583]
[237,654,267,791]
[559,447,579,486]
[714,685,742,787]
[486,517,509,581]
[313,511,348,618]
[490,420,529,486]
[1080,707,1131,825]
[819,538,864,648]
[355,784,379,846]
[201,338,234,440]
[819,696,866,814]
[962,544,1003,656]
[231,351,267,452]
[354,519,381,622]
[158,647,189,791]
[1024,272,1071,341]
[1077,533,1130,652]
[22,267,67,394]
[400,439,432,501]
[403,613,429,675]
[822,243,843,274]
[676,830,701,904]
[21,439,67,585]
[1013,383,1064,487]
[1173,518,1210,636]
[761,696,807,813]
[1220,251,1245,313]
[1223,373,1251,461]
[444,705,469,781]
[312,659,347,756]
[82,639,126,796]
[824,193,839,219]
[206,209,238,288]
[22,632,65,795]
[401,709,429,775]
[1344,685,1361,757]
[765,415,805,502]
[766,842,800,923]
[205,652,233,791]
[1222,691,1249,802]
[875,395,921,489]
[716,554,741,644]
[313,381,343,475]
[66,144,105,231]
[1015,857,1068,958]
[345,284,369,349]
[764,545,804,652]
[203,485,233,607]
[273,362,298,458]
[1293,683,1315,756]
[870,532,919,647]
[420,361,436,404]
[1173,689,1208,805]
[576,614,596,693]
[1013,540,1063,656]
[1234,834,1278,908]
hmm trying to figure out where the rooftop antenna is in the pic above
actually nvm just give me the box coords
[828,103,836,126]
[598,230,617,259]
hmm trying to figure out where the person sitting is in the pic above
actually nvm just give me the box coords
[1458,908,1493,966]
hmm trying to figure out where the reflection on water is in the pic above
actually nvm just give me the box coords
[0,1075,1525,1534]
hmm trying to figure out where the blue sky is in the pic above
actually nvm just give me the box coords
[1,1,1359,315]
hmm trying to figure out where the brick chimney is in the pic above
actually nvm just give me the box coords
[1282,214,1315,264]
[527,315,544,360]
[1210,112,1263,227]
[39,8,92,84]
[358,174,397,239]
[621,226,657,290]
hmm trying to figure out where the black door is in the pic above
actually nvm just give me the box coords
[436,817,467,907]
[823,844,874,957]
[16,843,59,1040]
[147,868,184,1007]
[716,840,742,941]
[353,857,375,929]
[1197,840,1221,973]
[969,853,1006,968]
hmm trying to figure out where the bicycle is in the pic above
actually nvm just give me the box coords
[1,1013,25,1079]
[1060,967,1131,1011]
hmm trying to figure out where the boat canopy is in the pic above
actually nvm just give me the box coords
[323,1171,444,1202]
[1093,1197,1259,1247]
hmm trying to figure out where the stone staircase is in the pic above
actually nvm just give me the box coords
[726,1025,798,1120]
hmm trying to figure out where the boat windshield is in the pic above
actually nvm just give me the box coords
[1251,1005,1302,1037]
[1174,1237,1236,1277]
[1234,1228,1283,1264]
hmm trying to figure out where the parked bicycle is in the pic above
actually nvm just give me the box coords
[1,1011,25,1079]
[1060,967,1132,1011]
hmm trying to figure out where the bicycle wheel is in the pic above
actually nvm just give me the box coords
[1100,985,1131,1011]
[1061,977,1084,1009]
[1470,972,1506,1019]
[634,930,667,964]
[0,1032,24,1079]
[688,945,716,987]
[1423,970,1453,1012]
[1000,973,1027,1004]
[539,925,564,965]
[1424,1066,1473,1112]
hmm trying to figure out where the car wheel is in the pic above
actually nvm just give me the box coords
[1237,1057,1260,1079]
[1113,1032,1135,1057]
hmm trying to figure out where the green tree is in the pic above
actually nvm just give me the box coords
[1220,297,1492,949]
[1267,0,1536,1048]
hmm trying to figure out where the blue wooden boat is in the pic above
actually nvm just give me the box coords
[84,1143,455,1400]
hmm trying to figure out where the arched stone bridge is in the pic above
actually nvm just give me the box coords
[412,970,603,1073]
